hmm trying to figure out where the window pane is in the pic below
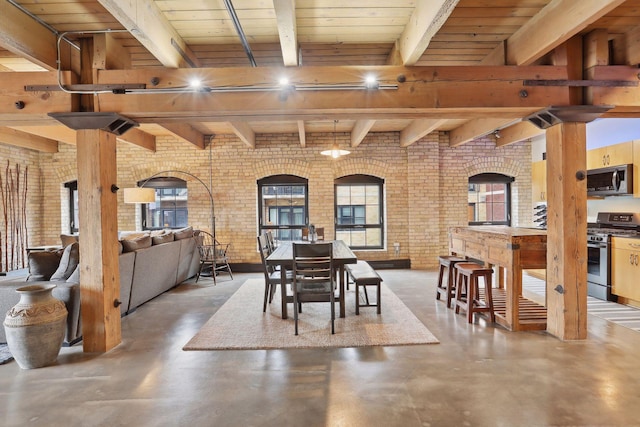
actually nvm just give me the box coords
[467,176,510,225]
[335,175,384,249]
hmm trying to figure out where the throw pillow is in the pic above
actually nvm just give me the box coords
[120,235,152,252]
[26,250,62,282]
[60,234,79,247]
[152,232,174,245]
[50,242,80,281]
[173,226,194,240]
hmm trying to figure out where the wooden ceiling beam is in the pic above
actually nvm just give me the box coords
[118,128,156,151]
[495,121,544,147]
[0,127,58,152]
[9,125,77,145]
[400,119,448,147]
[351,120,375,147]
[85,65,571,119]
[273,0,298,66]
[506,0,626,66]
[0,2,58,71]
[449,118,514,147]
[396,0,461,65]
[97,0,200,68]
[297,120,306,147]
[228,121,255,148]
[159,123,205,149]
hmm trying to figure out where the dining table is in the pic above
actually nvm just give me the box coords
[265,239,357,319]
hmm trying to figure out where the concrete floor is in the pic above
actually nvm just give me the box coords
[2,269,640,427]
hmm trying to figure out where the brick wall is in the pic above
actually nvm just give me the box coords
[1,130,532,271]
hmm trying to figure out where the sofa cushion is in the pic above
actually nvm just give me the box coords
[66,264,80,283]
[60,234,79,247]
[50,242,80,281]
[26,251,62,282]
[152,232,174,245]
[174,226,194,240]
[121,234,152,252]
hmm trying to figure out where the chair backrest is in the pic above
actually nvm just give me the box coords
[301,227,309,241]
[198,231,229,261]
[257,234,275,277]
[293,242,333,284]
[316,227,325,241]
[265,230,275,254]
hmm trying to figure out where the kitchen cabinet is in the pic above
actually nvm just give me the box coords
[611,237,640,302]
[586,141,633,170]
[531,160,546,202]
[634,140,640,198]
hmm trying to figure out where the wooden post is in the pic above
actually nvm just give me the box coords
[77,129,121,352]
[545,122,588,340]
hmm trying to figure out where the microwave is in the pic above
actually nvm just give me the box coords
[587,164,633,197]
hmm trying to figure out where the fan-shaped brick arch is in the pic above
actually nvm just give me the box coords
[55,164,77,183]
[253,158,311,179]
[127,161,189,182]
[333,157,388,179]
[464,156,522,178]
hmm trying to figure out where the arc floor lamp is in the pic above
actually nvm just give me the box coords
[123,170,216,240]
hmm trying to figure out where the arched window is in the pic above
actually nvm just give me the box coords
[335,174,384,249]
[258,175,309,242]
[139,177,188,230]
[468,173,513,226]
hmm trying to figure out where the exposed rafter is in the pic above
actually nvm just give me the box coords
[159,123,205,149]
[0,126,58,152]
[400,119,448,147]
[229,121,255,148]
[97,0,200,68]
[351,120,375,148]
[449,118,515,147]
[396,0,461,65]
[505,0,626,66]
[297,120,306,147]
[273,0,298,66]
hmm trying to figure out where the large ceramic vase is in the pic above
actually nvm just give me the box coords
[3,284,68,369]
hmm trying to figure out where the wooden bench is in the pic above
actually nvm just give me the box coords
[346,260,382,314]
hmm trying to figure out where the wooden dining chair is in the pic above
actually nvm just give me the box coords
[196,231,233,285]
[292,242,336,335]
[258,234,292,312]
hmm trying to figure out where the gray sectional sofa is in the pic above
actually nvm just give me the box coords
[0,227,201,346]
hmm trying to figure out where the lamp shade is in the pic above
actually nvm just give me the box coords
[123,187,156,204]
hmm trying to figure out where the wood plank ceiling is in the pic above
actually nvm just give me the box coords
[0,0,639,151]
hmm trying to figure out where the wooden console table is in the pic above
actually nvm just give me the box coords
[449,226,547,331]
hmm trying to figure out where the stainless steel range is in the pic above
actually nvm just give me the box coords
[587,212,640,301]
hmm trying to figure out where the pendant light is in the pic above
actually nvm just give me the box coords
[321,120,350,158]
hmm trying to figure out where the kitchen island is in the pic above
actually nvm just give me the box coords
[449,226,547,331]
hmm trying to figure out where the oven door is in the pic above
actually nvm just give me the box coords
[587,241,609,286]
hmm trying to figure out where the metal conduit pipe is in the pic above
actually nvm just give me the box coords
[222,0,257,67]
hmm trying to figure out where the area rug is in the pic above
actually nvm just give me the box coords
[523,272,640,333]
[0,343,13,365]
[183,278,439,350]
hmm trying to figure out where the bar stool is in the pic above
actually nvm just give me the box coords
[453,262,495,324]
[435,255,466,308]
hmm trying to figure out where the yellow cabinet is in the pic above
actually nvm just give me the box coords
[611,237,640,302]
[586,141,633,169]
[634,140,640,198]
[531,160,547,202]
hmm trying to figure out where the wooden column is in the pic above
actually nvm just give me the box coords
[545,122,588,340]
[77,129,121,352]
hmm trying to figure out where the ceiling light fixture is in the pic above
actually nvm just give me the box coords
[321,120,350,159]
